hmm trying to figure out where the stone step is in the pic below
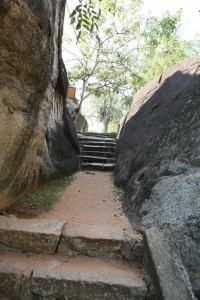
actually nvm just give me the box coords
[78,135,116,143]
[81,162,116,171]
[0,216,143,262]
[0,216,66,254]
[0,252,147,299]
[78,132,117,138]
[80,155,115,164]
[81,150,115,158]
[79,140,116,147]
[58,223,143,262]
[80,145,116,152]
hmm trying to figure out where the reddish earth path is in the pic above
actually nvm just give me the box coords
[38,171,132,230]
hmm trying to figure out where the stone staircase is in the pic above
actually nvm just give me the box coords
[0,215,148,299]
[78,132,116,171]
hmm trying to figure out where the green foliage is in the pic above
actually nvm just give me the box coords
[66,2,200,132]
[133,10,199,88]
[10,176,74,216]
[69,0,101,41]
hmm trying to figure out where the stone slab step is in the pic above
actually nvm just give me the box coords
[80,145,116,152]
[58,224,143,261]
[79,140,116,147]
[80,155,115,164]
[0,216,66,254]
[0,252,147,299]
[78,136,116,143]
[81,162,115,171]
[81,150,115,158]
[78,132,117,138]
[0,217,143,262]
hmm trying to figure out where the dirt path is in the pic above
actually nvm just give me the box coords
[38,171,131,230]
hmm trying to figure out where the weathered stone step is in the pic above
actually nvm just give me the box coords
[79,140,116,147]
[0,217,143,262]
[80,155,115,164]
[0,252,147,299]
[78,136,116,143]
[78,131,117,138]
[81,162,116,171]
[58,224,143,262]
[80,145,116,152]
[0,216,66,254]
[81,150,115,158]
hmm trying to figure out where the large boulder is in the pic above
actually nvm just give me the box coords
[74,113,88,132]
[0,0,80,212]
[66,98,88,132]
[115,57,200,297]
[142,172,200,298]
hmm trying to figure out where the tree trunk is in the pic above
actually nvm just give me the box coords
[78,79,87,109]
[103,119,110,133]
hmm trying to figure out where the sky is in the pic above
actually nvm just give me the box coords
[63,0,200,67]
[64,0,200,41]
[141,0,200,40]
[63,0,200,131]
[63,0,200,80]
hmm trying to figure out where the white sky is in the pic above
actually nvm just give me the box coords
[64,0,200,40]
[63,0,200,75]
[64,0,200,132]
[142,0,200,40]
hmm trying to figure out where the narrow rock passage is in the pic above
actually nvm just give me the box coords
[39,171,132,230]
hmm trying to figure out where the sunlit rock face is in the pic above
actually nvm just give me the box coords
[115,57,200,296]
[67,98,88,132]
[0,0,80,211]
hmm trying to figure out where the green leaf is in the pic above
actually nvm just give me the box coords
[83,9,88,15]
[77,31,81,42]
[83,24,90,31]
[76,5,82,12]
[83,13,89,19]
[76,21,82,30]
[91,23,94,32]
[70,10,76,18]
[83,19,90,25]
[70,17,76,25]
[98,8,101,18]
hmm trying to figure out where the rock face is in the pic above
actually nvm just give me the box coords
[67,98,88,132]
[115,57,200,298]
[75,113,88,132]
[0,0,80,211]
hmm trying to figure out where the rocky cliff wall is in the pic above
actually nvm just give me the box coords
[115,57,200,298]
[0,0,80,211]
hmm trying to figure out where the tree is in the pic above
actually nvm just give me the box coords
[67,0,142,100]
[132,11,199,89]
[68,0,131,41]
[65,1,200,132]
